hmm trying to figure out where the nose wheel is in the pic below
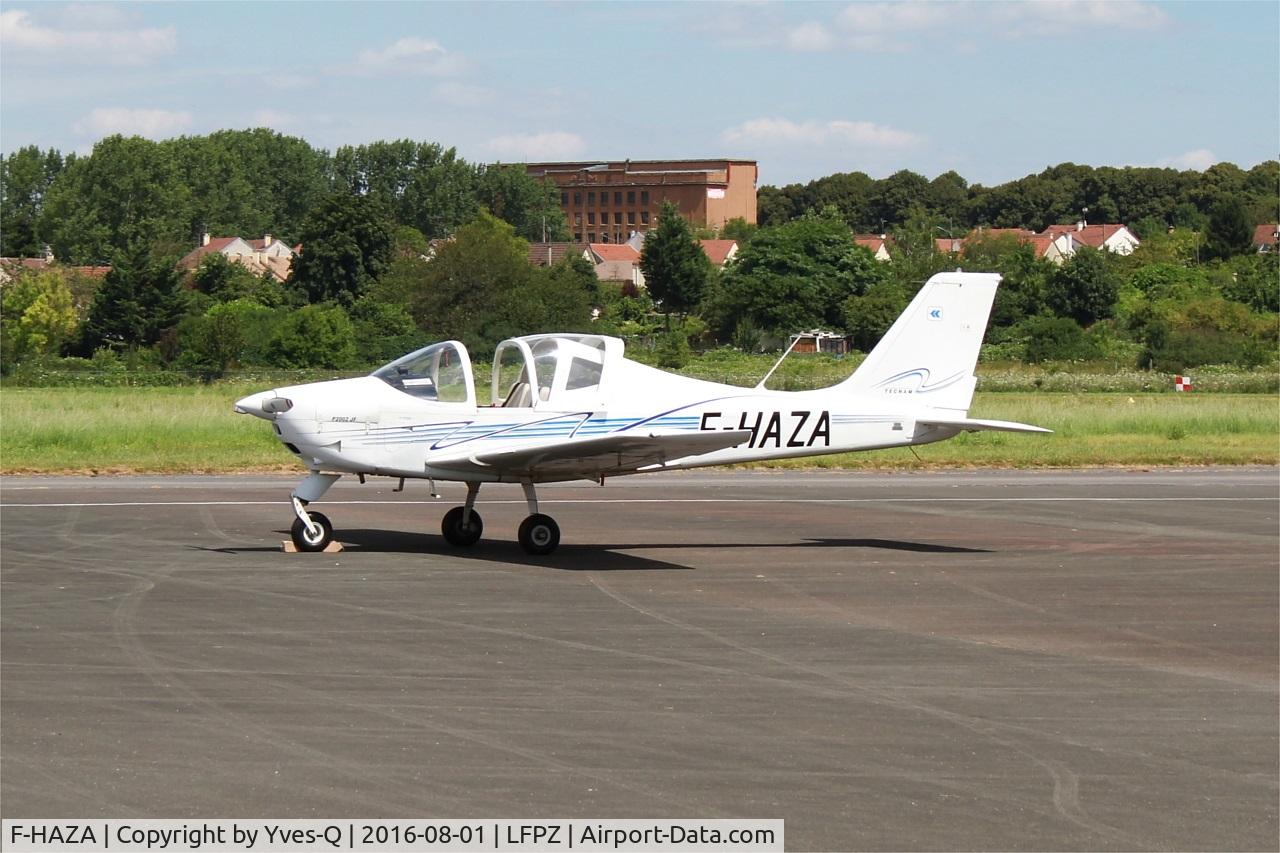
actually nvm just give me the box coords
[290,510,334,552]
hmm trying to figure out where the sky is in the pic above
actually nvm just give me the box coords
[1,1,1277,187]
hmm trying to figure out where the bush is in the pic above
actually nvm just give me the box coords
[177,300,282,374]
[349,298,421,364]
[1022,316,1099,363]
[655,329,691,369]
[265,305,358,369]
[1142,327,1264,372]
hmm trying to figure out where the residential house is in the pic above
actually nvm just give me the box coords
[853,234,892,262]
[698,239,739,267]
[949,222,1137,265]
[0,247,111,285]
[178,233,296,282]
[1041,222,1141,256]
[588,243,645,289]
[526,242,588,267]
[1253,224,1279,253]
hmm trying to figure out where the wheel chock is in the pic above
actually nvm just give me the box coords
[281,540,344,554]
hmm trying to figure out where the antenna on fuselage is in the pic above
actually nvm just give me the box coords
[754,333,805,391]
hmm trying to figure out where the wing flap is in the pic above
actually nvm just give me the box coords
[917,417,1052,434]
[429,429,753,480]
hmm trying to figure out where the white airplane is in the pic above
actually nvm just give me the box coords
[236,271,1048,555]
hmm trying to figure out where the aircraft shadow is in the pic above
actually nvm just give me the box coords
[192,533,987,572]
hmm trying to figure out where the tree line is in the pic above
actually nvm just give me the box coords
[759,161,1278,239]
[0,129,1275,379]
[0,129,568,263]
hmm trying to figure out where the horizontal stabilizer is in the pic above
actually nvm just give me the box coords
[917,417,1052,434]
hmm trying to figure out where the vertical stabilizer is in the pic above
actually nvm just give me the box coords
[839,271,1000,414]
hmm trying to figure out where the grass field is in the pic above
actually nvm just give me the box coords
[1,385,1275,474]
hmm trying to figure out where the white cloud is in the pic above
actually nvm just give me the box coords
[353,37,467,76]
[486,131,586,161]
[722,117,923,148]
[774,1,1172,52]
[73,107,193,139]
[991,0,1172,35]
[785,22,836,52]
[432,81,497,107]
[0,8,176,65]
[835,1,958,33]
[1157,149,1218,171]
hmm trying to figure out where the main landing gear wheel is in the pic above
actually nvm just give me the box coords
[290,510,333,552]
[518,513,560,556]
[441,506,484,547]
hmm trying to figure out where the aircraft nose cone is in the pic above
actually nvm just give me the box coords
[234,391,293,419]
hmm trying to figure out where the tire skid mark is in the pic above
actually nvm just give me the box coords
[586,572,1143,848]
[89,563,691,815]
[98,565,434,815]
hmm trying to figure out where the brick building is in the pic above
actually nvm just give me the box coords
[524,159,758,243]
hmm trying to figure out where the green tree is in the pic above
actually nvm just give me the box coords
[841,281,908,351]
[869,169,930,230]
[81,243,187,351]
[719,217,758,244]
[476,164,569,241]
[719,211,888,338]
[0,269,79,360]
[1021,316,1098,362]
[409,212,592,350]
[349,297,421,364]
[1,146,65,257]
[1203,195,1253,261]
[265,304,358,368]
[640,201,712,316]
[288,193,396,305]
[191,253,287,307]
[1223,252,1280,312]
[177,299,280,373]
[1045,248,1119,326]
[39,136,190,264]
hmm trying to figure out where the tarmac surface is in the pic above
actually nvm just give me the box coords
[1,468,1277,851]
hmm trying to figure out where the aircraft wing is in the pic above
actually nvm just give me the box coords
[916,417,1052,434]
[427,429,754,481]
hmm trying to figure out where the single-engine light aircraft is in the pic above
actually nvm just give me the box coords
[236,271,1048,555]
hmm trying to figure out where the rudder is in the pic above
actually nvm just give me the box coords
[840,271,1000,414]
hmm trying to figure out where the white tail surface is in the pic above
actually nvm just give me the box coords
[840,271,1000,414]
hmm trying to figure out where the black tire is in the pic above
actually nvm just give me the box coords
[517,513,560,556]
[290,510,333,552]
[441,506,484,547]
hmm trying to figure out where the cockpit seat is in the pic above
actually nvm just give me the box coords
[503,382,533,408]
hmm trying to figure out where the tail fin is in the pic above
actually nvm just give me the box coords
[840,271,1000,414]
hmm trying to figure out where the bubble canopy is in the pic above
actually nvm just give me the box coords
[372,334,623,409]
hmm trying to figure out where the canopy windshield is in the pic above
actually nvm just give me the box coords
[491,335,611,409]
[372,340,475,404]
